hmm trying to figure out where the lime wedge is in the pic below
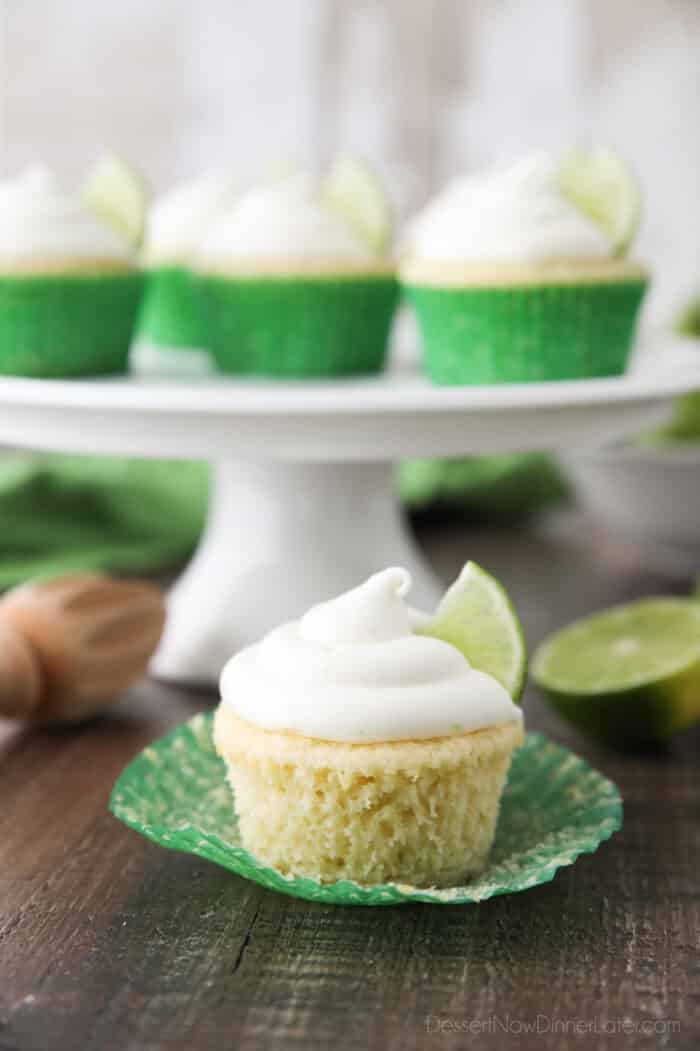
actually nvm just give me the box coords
[419,562,527,700]
[532,599,700,750]
[675,293,700,339]
[558,147,641,256]
[83,153,149,249]
[323,155,392,253]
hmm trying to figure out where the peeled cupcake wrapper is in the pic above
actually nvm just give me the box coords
[405,278,648,385]
[110,712,623,906]
[195,271,399,377]
[137,265,207,350]
[0,271,143,378]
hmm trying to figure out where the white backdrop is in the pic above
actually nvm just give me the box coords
[1,0,698,322]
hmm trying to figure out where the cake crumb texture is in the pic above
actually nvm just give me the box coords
[214,705,523,887]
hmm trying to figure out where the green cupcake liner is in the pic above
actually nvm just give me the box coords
[0,271,143,378]
[196,273,398,377]
[110,712,622,906]
[137,266,206,349]
[406,279,647,385]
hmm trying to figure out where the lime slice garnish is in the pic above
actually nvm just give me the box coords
[323,154,392,253]
[419,561,527,700]
[532,598,700,749]
[649,391,700,444]
[83,153,149,249]
[558,147,641,256]
[675,293,700,339]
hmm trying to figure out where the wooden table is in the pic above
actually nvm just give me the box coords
[1,512,698,1051]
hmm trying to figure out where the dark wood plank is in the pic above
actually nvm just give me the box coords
[1,512,699,1051]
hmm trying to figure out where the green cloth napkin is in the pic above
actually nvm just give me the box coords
[0,454,208,589]
[0,453,567,590]
[399,454,569,518]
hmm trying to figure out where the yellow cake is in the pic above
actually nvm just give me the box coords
[214,704,523,887]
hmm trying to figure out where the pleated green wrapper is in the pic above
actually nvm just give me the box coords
[0,271,143,377]
[138,266,206,348]
[197,272,399,377]
[406,279,648,385]
[110,712,622,906]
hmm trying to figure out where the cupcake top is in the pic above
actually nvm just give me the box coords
[220,567,522,743]
[403,152,613,264]
[0,166,134,269]
[143,169,239,265]
[196,174,381,273]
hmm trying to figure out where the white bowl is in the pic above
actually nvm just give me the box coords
[560,444,700,569]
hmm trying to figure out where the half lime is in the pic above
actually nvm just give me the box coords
[533,598,700,749]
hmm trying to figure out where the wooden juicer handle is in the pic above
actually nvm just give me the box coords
[0,575,166,723]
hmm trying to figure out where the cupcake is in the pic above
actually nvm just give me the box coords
[138,171,238,359]
[214,566,524,887]
[195,158,398,377]
[401,149,649,384]
[0,166,142,378]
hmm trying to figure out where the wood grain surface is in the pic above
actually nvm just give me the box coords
[1,512,699,1051]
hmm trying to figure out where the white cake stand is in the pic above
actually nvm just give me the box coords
[0,339,698,684]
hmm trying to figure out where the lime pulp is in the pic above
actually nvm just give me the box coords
[323,155,392,254]
[558,146,641,256]
[419,561,527,701]
[83,153,149,249]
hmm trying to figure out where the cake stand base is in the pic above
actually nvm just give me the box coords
[150,460,442,685]
[2,339,697,686]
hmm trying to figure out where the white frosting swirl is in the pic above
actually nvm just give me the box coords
[197,175,374,265]
[404,152,611,263]
[0,166,134,264]
[220,568,522,743]
[144,169,239,263]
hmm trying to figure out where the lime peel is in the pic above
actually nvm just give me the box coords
[419,561,527,701]
[323,155,392,254]
[558,147,641,257]
[83,153,149,249]
[533,598,700,749]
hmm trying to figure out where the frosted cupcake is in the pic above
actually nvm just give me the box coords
[214,566,524,887]
[401,149,648,384]
[138,171,238,360]
[0,166,142,377]
[195,159,398,377]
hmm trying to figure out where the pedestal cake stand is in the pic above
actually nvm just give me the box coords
[0,347,698,684]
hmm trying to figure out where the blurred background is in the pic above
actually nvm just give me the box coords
[1,0,699,324]
[0,0,699,582]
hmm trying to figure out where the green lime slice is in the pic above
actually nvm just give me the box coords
[646,391,700,444]
[558,147,641,256]
[532,598,700,750]
[83,153,149,249]
[419,561,527,700]
[675,293,700,339]
[323,154,392,253]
